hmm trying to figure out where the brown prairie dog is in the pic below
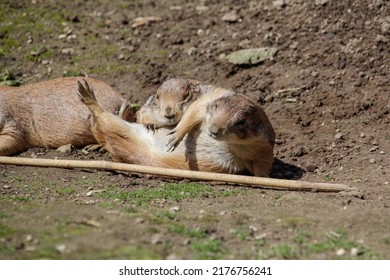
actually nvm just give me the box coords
[136,78,214,129]
[0,77,133,156]
[78,80,275,177]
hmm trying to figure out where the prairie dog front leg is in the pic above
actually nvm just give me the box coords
[166,87,232,152]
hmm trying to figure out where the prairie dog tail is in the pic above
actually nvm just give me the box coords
[77,80,105,117]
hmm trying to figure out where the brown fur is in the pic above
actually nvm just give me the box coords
[78,80,275,177]
[0,77,133,156]
[166,87,276,177]
[136,78,212,129]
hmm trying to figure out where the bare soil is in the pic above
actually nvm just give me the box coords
[0,0,389,259]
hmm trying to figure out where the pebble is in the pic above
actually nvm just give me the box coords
[272,0,285,8]
[315,0,329,5]
[336,248,345,256]
[222,12,239,23]
[55,244,67,254]
[3,185,11,189]
[195,6,209,12]
[350,247,360,256]
[369,146,378,152]
[169,206,180,213]
[186,47,197,56]
[379,150,385,155]
[360,133,366,138]
[86,191,94,197]
[334,133,344,140]
[56,144,73,154]
[61,48,74,55]
[58,34,67,39]
[369,159,376,164]
[150,234,162,245]
[135,217,145,224]
[118,54,125,60]
[255,233,267,240]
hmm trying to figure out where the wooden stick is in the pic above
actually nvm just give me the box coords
[0,156,357,193]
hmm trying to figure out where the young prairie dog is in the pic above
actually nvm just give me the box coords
[78,80,275,177]
[136,78,213,129]
[0,77,133,156]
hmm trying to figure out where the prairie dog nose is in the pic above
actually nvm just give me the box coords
[164,107,175,119]
[209,125,220,138]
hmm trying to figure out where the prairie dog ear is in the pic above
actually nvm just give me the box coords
[144,94,157,106]
[184,81,201,102]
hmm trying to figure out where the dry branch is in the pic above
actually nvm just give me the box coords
[0,156,357,193]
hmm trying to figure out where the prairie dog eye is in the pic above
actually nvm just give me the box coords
[235,119,246,126]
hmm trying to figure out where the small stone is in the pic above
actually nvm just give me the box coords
[369,146,378,152]
[350,247,360,256]
[61,48,74,55]
[249,225,257,233]
[376,35,389,43]
[186,47,197,56]
[25,234,33,242]
[360,133,366,138]
[379,150,385,155]
[169,206,180,213]
[58,34,67,39]
[86,191,94,197]
[329,79,335,86]
[369,159,376,164]
[135,217,145,224]
[56,144,73,154]
[381,19,390,34]
[335,133,344,140]
[55,244,67,254]
[3,185,11,189]
[222,12,239,23]
[27,38,33,44]
[195,6,209,12]
[272,0,285,8]
[41,60,49,65]
[118,54,125,60]
[150,234,162,245]
[255,233,267,240]
[336,248,345,256]
[315,0,329,5]
[219,211,226,216]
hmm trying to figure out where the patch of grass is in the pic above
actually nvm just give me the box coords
[281,216,312,228]
[0,223,15,238]
[168,224,206,239]
[93,245,161,260]
[191,239,227,260]
[63,69,84,77]
[150,210,177,223]
[305,230,379,259]
[97,182,243,207]
[56,187,76,196]
[323,175,335,181]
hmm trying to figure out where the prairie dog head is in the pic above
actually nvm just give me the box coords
[206,93,275,145]
[149,78,202,126]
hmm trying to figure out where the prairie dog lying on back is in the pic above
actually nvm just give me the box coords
[0,77,133,156]
[78,80,275,177]
[136,78,214,129]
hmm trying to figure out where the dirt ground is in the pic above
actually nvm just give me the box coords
[0,0,389,259]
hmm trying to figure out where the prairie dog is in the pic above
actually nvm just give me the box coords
[78,80,275,177]
[0,77,133,156]
[136,78,213,129]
